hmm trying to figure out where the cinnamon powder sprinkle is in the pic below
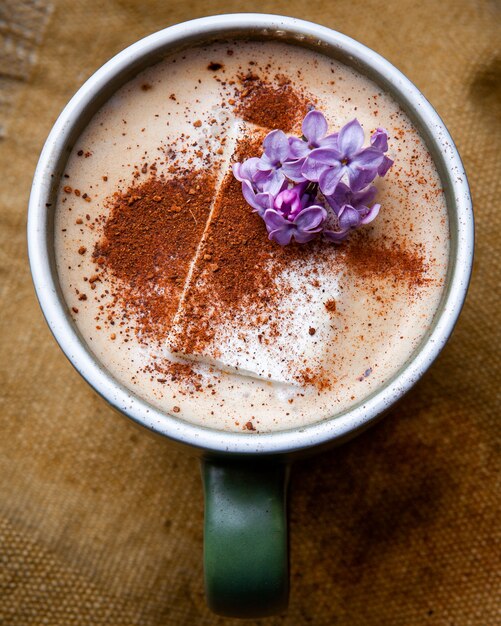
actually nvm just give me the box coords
[94,171,215,340]
[234,74,313,132]
[340,232,429,287]
[324,299,337,314]
[149,360,203,391]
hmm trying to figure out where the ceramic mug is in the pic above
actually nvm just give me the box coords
[28,14,473,618]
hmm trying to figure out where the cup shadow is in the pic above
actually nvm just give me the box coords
[288,378,457,615]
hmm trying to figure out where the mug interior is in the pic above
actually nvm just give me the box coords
[28,14,473,457]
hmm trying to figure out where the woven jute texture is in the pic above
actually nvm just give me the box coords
[0,0,499,624]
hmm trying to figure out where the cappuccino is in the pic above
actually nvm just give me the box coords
[55,40,449,432]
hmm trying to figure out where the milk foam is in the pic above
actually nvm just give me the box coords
[55,40,449,432]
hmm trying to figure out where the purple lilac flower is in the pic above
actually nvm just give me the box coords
[232,112,393,246]
[263,184,327,245]
[301,119,385,195]
[232,156,285,194]
[253,130,307,194]
[232,157,261,184]
[289,110,339,158]
[371,127,394,176]
[282,111,340,183]
[240,180,274,217]
[264,207,327,245]
[273,183,308,220]
[323,182,380,242]
[325,182,380,223]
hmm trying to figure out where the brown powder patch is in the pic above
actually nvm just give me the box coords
[234,73,313,132]
[325,299,337,314]
[94,171,215,340]
[297,367,334,391]
[340,232,429,288]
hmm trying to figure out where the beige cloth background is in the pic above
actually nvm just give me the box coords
[1,0,500,624]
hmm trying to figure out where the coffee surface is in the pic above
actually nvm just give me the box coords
[55,40,449,432]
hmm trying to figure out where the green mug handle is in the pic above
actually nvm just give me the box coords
[201,459,290,618]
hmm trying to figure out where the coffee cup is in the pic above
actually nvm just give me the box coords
[28,13,473,618]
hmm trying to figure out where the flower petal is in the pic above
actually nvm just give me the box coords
[348,167,378,191]
[269,225,294,246]
[263,209,288,231]
[256,154,274,171]
[241,181,273,215]
[325,181,352,213]
[232,162,246,182]
[360,203,380,224]
[259,170,287,196]
[252,169,272,191]
[263,129,290,164]
[338,119,365,156]
[318,166,343,196]
[350,147,384,170]
[378,155,393,177]
[302,148,340,181]
[370,127,389,152]
[289,137,310,159]
[241,180,259,210]
[354,184,378,207]
[307,147,342,164]
[281,157,307,182]
[293,205,327,231]
[293,230,320,244]
[338,205,361,230]
[302,110,328,145]
[318,133,339,149]
[232,157,260,182]
[324,228,350,243]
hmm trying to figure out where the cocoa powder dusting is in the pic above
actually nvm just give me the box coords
[94,171,215,340]
[325,299,337,314]
[234,74,313,132]
[340,231,429,287]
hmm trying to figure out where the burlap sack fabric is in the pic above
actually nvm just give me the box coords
[0,0,499,624]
